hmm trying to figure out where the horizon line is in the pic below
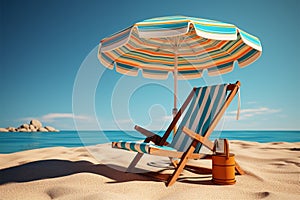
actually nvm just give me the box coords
[60,129,300,132]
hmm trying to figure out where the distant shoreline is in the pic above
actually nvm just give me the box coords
[2,129,300,133]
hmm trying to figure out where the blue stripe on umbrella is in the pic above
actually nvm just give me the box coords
[178,69,203,75]
[239,30,261,47]
[100,52,115,66]
[207,62,233,74]
[238,49,259,64]
[194,23,236,34]
[117,62,139,71]
[143,69,169,75]
[138,21,189,30]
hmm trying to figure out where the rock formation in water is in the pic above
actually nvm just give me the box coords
[0,119,59,132]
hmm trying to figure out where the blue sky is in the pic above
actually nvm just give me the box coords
[1,0,299,131]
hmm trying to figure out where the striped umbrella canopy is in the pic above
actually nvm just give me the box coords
[98,16,262,116]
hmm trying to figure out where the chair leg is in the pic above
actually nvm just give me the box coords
[127,137,153,173]
[166,141,197,187]
[126,152,143,173]
[170,158,178,168]
[235,160,246,175]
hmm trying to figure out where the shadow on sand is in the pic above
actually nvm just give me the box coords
[0,159,213,186]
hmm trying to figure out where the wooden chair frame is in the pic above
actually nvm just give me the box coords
[125,81,244,186]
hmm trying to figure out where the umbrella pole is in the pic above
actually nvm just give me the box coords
[172,52,178,136]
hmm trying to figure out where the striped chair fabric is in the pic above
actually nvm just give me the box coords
[112,83,228,155]
[112,141,177,154]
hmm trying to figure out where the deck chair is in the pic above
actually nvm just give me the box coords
[112,81,243,186]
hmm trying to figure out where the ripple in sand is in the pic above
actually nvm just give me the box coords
[46,186,76,199]
[255,191,270,199]
[289,148,300,151]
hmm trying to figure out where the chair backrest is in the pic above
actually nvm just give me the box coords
[170,84,228,152]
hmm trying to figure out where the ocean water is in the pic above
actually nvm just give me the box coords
[0,130,299,154]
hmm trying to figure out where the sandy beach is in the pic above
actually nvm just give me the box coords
[0,141,299,200]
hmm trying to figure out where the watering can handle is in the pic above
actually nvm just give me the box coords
[224,139,230,159]
[213,138,230,159]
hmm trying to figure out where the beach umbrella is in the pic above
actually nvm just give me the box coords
[98,16,262,118]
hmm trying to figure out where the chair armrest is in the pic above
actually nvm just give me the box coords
[182,127,214,151]
[134,125,169,145]
[134,125,156,137]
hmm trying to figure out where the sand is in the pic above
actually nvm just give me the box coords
[0,141,299,199]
